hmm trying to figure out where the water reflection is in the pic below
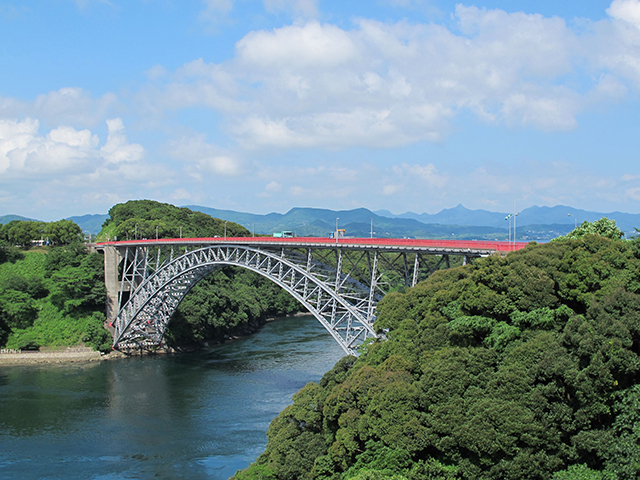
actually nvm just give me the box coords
[0,316,343,480]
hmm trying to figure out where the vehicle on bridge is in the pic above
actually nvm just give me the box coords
[330,229,346,239]
[273,231,295,238]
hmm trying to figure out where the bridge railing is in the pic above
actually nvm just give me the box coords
[97,236,530,252]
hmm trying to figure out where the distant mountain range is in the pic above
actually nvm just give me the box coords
[2,205,638,241]
[183,204,640,241]
[375,204,640,232]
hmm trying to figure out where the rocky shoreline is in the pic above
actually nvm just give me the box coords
[0,348,126,366]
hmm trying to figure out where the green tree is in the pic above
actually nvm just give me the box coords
[2,220,45,247]
[44,219,82,245]
[557,217,624,241]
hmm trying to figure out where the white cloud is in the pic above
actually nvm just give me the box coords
[236,22,357,70]
[1,87,118,128]
[200,155,241,175]
[627,187,640,200]
[167,134,242,176]
[393,163,448,187]
[383,184,402,195]
[100,118,145,164]
[200,0,234,24]
[0,118,99,175]
[265,181,282,192]
[154,7,618,150]
[607,0,640,28]
[622,173,640,180]
[0,117,144,177]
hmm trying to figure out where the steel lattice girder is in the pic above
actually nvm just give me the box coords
[111,243,473,356]
[113,245,380,356]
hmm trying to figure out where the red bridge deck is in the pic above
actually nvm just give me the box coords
[97,237,530,253]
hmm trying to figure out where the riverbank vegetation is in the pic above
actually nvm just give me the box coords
[234,227,640,479]
[0,241,110,352]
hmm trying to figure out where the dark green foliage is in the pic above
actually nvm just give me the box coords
[0,244,110,351]
[0,246,24,263]
[49,251,106,315]
[166,267,301,347]
[0,220,45,247]
[236,236,640,480]
[82,312,111,353]
[44,219,83,245]
[101,199,250,240]
[0,219,82,247]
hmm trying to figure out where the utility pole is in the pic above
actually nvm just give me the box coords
[505,214,512,244]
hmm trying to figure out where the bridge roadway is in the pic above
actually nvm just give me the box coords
[96,237,529,355]
[97,236,530,252]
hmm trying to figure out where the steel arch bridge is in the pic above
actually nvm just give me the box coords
[97,237,526,356]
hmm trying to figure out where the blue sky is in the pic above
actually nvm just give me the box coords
[1,0,640,220]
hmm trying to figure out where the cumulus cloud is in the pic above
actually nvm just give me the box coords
[236,22,355,70]
[607,0,640,28]
[167,134,243,176]
[1,87,118,128]
[100,118,145,164]
[0,117,143,177]
[156,5,629,150]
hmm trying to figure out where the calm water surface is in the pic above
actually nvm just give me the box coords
[0,315,343,480]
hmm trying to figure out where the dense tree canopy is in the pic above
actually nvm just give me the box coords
[166,268,301,347]
[0,241,109,351]
[235,234,640,480]
[100,199,250,240]
[0,219,82,247]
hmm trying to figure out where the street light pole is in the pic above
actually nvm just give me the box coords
[252,223,255,237]
[224,220,228,240]
[370,218,373,239]
[156,225,159,241]
[335,217,339,243]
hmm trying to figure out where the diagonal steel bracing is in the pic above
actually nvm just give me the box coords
[109,242,477,356]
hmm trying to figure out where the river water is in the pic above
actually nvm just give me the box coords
[0,315,344,480]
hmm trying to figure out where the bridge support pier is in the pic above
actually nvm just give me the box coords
[103,245,123,325]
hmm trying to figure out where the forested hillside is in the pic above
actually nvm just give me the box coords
[235,233,640,479]
[0,239,110,352]
[98,199,250,241]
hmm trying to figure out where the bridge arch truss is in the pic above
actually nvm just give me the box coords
[105,241,484,356]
